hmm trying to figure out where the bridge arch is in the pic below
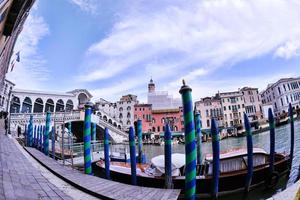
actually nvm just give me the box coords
[45,99,54,112]
[108,119,112,124]
[118,125,121,130]
[33,98,44,113]
[56,99,64,112]
[22,97,32,113]
[113,122,117,127]
[103,115,108,122]
[10,96,21,113]
[66,99,74,111]
[78,93,88,105]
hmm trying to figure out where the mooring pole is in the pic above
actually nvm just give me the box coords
[195,113,202,166]
[92,123,96,142]
[44,111,51,156]
[40,125,43,151]
[68,122,72,150]
[36,125,40,149]
[28,115,33,147]
[244,113,253,192]
[268,108,275,174]
[211,118,220,199]
[24,124,27,146]
[129,126,137,185]
[104,128,110,179]
[34,125,37,148]
[83,102,93,175]
[164,123,172,189]
[52,126,55,159]
[137,119,143,163]
[179,80,196,200]
[289,103,295,169]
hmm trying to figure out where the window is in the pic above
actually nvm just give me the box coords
[157,126,160,132]
[223,106,226,111]
[127,112,131,118]
[229,106,231,110]
[207,119,210,127]
[119,113,123,119]
[127,106,131,111]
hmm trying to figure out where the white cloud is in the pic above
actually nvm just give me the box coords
[69,0,100,15]
[76,0,300,99]
[6,6,50,90]
[275,40,300,59]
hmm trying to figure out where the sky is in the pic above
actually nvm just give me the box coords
[6,0,300,102]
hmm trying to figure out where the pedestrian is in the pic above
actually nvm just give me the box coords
[4,117,8,135]
[18,126,21,137]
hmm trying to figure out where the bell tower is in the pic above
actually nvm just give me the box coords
[148,78,155,93]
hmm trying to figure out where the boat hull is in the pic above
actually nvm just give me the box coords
[94,154,290,197]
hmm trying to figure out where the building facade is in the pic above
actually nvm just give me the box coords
[195,96,223,130]
[9,88,92,113]
[0,0,35,89]
[95,94,138,130]
[240,87,263,121]
[261,77,300,117]
[147,79,181,110]
[0,79,14,112]
[134,103,184,135]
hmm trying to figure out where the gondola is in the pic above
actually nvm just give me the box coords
[95,148,290,198]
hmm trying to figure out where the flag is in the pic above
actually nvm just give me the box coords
[16,51,20,62]
[10,62,15,72]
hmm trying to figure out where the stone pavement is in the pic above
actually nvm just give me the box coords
[0,120,73,200]
[268,180,300,200]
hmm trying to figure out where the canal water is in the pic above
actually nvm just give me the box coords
[109,120,300,199]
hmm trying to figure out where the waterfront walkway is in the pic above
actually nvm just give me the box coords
[25,147,181,200]
[0,122,72,199]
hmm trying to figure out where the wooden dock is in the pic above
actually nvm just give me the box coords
[25,147,181,200]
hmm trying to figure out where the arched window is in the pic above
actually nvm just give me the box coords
[103,115,108,121]
[55,99,64,112]
[118,125,121,130]
[157,126,160,132]
[152,127,156,132]
[119,107,123,112]
[127,120,131,125]
[22,97,32,113]
[108,119,113,124]
[127,106,131,111]
[33,98,44,113]
[161,118,165,124]
[10,96,21,113]
[127,112,131,118]
[66,99,74,111]
[119,113,123,119]
[78,93,88,105]
[152,118,156,123]
[174,126,178,132]
[113,122,117,127]
[45,99,54,112]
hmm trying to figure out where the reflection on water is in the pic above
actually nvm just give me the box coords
[112,121,300,199]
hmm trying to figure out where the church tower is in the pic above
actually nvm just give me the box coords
[148,78,155,93]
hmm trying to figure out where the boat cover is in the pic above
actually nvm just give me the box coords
[145,153,185,176]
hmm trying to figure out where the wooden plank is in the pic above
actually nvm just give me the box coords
[25,147,181,200]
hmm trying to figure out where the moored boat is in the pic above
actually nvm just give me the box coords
[95,148,290,198]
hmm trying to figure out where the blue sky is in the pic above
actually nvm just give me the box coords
[6,0,300,102]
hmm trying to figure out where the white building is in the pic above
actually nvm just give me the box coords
[147,79,181,110]
[219,91,246,128]
[95,94,138,130]
[10,88,92,114]
[240,87,263,121]
[195,97,224,130]
[261,77,300,117]
[0,79,15,112]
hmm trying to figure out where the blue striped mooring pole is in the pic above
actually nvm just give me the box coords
[104,128,110,179]
[268,108,275,174]
[28,115,33,147]
[195,113,202,165]
[211,118,220,199]
[83,102,93,175]
[92,123,96,142]
[179,80,196,200]
[289,103,295,168]
[137,119,143,163]
[129,126,137,185]
[164,123,172,189]
[244,113,253,192]
[34,125,37,147]
[44,111,51,155]
[52,126,55,159]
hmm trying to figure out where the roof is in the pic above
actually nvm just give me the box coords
[12,89,75,97]
[67,89,93,98]
[152,108,180,114]
[261,77,300,94]
[4,79,15,86]
[135,103,152,107]
[205,148,267,161]
[240,87,258,91]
